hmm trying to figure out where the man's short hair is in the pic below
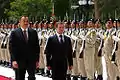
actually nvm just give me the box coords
[19,16,28,21]
[56,22,64,28]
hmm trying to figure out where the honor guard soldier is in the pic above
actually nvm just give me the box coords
[71,32,79,80]
[102,19,119,80]
[78,20,87,80]
[112,19,120,79]
[84,19,96,80]
[29,21,33,28]
[37,30,46,76]
[94,19,104,80]
[0,24,4,65]
[0,26,9,67]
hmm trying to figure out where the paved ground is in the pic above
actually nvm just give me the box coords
[0,66,52,80]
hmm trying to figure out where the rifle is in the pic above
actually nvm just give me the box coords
[111,20,118,62]
[98,38,104,57]
[1,32,8,49]
[111,41,118,62]
[79,28,87,58]
[98,29,104,57]
[79,40,85,58]
[72,40,77,58]
[67,20,71,32]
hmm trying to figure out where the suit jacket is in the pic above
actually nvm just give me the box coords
[45,34,73,67]
[9,27,40,62]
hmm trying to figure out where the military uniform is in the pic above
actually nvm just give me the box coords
[1,31,7,66]
[38,31,46,75]
[71,35,79,80]
[84,29,96,80]
[102,27,119,80]
[78,28,87,79]
[94,20,104,79]
[114,29,120,78]
[0,31,3,64]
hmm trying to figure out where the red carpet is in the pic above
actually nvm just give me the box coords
[0,75,13,80]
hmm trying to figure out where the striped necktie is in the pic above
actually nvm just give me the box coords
[23,30,27,42]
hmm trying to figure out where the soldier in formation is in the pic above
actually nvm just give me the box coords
[1,17,120,80]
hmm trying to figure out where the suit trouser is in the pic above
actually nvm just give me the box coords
[84,44,95,79]
[15,60,36,80]
[52,61,67,80]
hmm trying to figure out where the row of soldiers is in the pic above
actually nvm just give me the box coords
[0,18,120,80]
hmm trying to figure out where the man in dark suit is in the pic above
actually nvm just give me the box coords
[9,16,40,80]
[45,22,73,80]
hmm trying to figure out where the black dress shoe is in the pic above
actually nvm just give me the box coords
[116,76,120,80]
[72,76,78,80]
[66,74,71,80]
[96,75,103,80]
[81,77,87,80]
[45,70,51,77]
[0,60,2,65]
[1,61,6,66]
[37,68,45,75]
[0,60,1,63]
[87,78,94,80]
[41,69,45,76]
[3,61,7,66]
[6,62,10,67]
[35,68,40,73]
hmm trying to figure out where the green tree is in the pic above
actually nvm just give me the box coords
[54,0,69,20]
[0,0,10,22]
[6,0,52,21]
[94,0,120,19]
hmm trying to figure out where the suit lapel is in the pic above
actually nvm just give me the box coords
[17,28,25,41]
[28,28,31,42]
[63,35,66,43]
[54,34,66,44]
[17,28,31,42]
[54,34,60,44]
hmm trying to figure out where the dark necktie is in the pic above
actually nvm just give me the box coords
[106,31,109,36]
[59,35,63,43]
[23,30,27,42]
